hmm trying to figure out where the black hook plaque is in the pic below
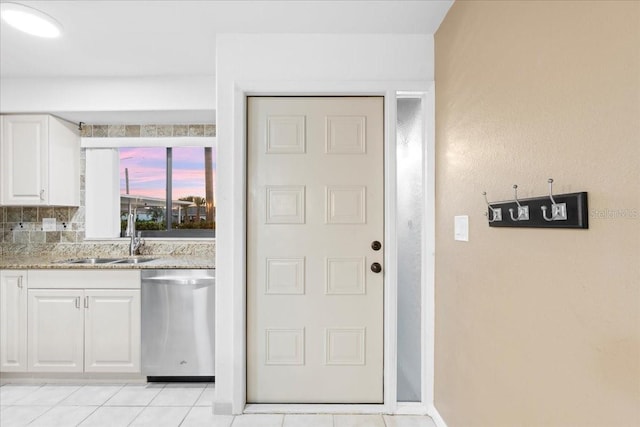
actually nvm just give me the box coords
[487,192,588,229]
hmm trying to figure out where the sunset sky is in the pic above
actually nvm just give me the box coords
[119,147,216,200]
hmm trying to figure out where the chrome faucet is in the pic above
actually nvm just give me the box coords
[127,212,144,256]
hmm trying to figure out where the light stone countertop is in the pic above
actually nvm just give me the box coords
[0,255,214,270]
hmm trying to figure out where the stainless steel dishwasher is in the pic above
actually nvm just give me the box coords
[141,269,215,381]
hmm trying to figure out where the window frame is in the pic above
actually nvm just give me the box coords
[120,146,215,239]
[83,136,216,240]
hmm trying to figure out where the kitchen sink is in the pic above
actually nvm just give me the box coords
[65,258,123,264]
[112,257,158,264]
[60,257,158,265]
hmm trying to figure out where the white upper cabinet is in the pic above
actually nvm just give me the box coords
[0,114,80,206]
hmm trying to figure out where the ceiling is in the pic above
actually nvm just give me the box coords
[0,0,454,78]
[1,1,452,124]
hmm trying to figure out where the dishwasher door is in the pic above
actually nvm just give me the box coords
[141,269,215,378]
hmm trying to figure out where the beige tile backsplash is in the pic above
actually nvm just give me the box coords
[80,124,215,138]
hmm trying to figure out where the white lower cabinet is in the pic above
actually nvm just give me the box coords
[0,271,28,371]
[1,269,141,375]
[27,288,141,374]
[28,290,84,372]
[84,290,140,373]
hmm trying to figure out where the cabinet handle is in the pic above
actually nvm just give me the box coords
[17,276,23,289]
[40,189,45,201]
[75,297,80,309]
[84,296,89,309]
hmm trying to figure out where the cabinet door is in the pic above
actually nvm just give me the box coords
[1,115,48,205]
[84,290,140,373]
[28,289,84,372]
[0,271,28,371]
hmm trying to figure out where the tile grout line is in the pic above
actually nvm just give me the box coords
[88,382,129,408]
[178,405,197,427]
[143,382,167,407]
[15,383,77,426]
[75,383,146,426]
[174,405,194,427]
[125,405,144,427]
[192,384,207,408]
[173,383,209,427]
[125,381,166,427]
[38,383,117,426]
[25,402,57,426]
[72,404,100,427]
[123,383,206,426]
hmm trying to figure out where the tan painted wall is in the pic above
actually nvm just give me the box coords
[434,1,640,426]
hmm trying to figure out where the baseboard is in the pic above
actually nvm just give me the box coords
[244,403,386,414]
[0,372,145,384]
[430,405,448,427]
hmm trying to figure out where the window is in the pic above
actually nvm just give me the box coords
[119,146,215,238]
[396,95,425,402]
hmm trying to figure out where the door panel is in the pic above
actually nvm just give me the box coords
[247,97,384,403]
[0,271,27,371]
[28,289,83,372]
[1,115,48,204]
[84,290,140,373]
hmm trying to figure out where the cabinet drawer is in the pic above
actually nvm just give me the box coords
[28,270,140,289]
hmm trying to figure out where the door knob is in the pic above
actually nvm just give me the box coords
[370,262,382,273]
[371,241,382,251]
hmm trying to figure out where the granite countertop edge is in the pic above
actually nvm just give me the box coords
[0,256,214,270]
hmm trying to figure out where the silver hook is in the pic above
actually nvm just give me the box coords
[482,191,491,207]
[512,185,521,208]
[547,179,556,205]
[541,178,567,221]
[508,184,529,221]
[482,192,502,222]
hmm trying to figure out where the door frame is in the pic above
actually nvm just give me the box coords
[223,80,435,415]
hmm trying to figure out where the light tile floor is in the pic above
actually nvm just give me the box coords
[0,383,436,427]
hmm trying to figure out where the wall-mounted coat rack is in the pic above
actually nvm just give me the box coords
[483,179,588,229]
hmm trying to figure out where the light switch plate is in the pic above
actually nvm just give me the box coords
[42,218,56,231]
[454,215,469,241]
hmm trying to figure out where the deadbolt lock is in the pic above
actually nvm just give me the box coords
[371,241,382,251]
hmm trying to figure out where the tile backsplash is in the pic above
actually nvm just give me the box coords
[1,123,216,261]
[81,124,215,138]
[2,206,85,244]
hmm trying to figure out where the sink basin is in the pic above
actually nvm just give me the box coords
[65,258,122,264]
[112,257,158,264]
[59,257,158,265]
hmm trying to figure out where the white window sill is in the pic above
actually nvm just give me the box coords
[82,237,215,242]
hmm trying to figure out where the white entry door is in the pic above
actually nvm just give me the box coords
[247,97,384,403]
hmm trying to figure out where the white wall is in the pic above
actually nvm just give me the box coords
[0,75,215,114]
[215,33,434,414]
[85,149,120,239]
